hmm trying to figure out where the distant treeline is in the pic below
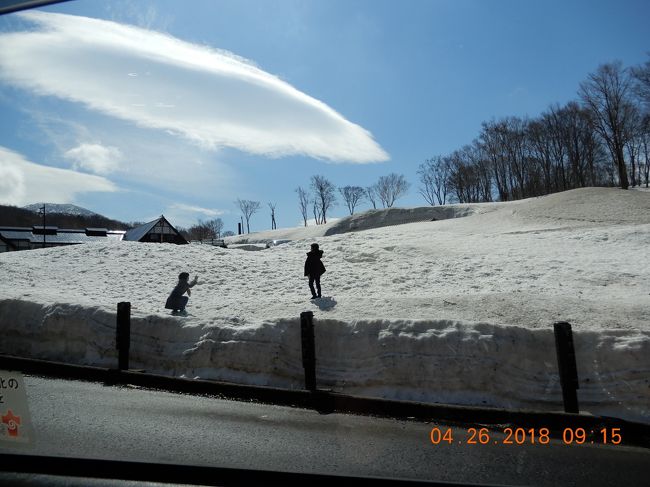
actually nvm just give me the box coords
[0,204,133,230]
[418,59,650,205]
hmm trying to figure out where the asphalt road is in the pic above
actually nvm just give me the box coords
[1,376,648,486]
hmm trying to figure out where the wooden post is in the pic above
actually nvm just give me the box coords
[554,321,579,413]
[116,302,131,371]
[300,311,316,391]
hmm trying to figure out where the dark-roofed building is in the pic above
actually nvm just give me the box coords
[123,216,188,244]
[0,226,126,252]
[0,233,17,252]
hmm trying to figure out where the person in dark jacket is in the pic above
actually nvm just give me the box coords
[304,243,326,299]
[165,272,198,315]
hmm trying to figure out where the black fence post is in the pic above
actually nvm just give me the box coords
[300,311,316,391]
[553,321,579,413]
[116,302,131,371]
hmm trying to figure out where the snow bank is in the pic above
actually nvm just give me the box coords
[1,188,649,422]
[323,205,480,236]
[1,300,647,422]
[224,203,485,244]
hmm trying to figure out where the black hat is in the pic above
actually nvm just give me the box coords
[179,272,190,280]
[310,243,319,250]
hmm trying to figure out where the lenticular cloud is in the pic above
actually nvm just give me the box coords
[0,11,389,163]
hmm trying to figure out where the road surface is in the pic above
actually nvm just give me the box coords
[1,376,648,486]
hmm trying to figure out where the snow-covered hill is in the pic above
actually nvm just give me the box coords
[23,202,98,217]
[2,187,649,423]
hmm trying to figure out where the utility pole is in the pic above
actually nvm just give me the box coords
[268,202,277,230]
[38,204,46,248]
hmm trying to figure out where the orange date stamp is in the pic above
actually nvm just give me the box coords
[430,427,622,446]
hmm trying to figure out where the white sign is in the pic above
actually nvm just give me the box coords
[0,370,33,445]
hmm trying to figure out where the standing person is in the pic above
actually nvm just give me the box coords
[304,243,326,299]
[165,272,198,315]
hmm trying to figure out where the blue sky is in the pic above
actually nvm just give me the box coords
[0,0,648,232]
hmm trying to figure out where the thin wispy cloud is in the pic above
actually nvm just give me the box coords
[0,11,389,163]
[0,146,117,206]
[161,203,228,228]
[169,203,225,217]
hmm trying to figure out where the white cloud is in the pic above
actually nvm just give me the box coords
[169,203,225,217]
[0,146,117,206]
[25,111,237,200]
[64,143,122,175]
[160,203,228,228]
[0,11,389,163]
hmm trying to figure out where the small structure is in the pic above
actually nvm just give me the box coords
[123,216,188,244]
[0,233,16,252]
[0,226,125,252]
[191,238,227,248]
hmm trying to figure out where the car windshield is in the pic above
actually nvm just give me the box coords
[0,1,649,486]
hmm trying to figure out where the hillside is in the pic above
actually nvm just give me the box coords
[23,202,98,217]
[0,203,132,230]
[0,187,648,423]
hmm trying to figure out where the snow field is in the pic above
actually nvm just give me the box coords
[0,187,649,422]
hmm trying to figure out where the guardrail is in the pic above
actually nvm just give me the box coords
[2,302,648,447]
[117,303,582,414]
[190,238,227,247]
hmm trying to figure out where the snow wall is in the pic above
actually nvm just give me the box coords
[1,298,648,424]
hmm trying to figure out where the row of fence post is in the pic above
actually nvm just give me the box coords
[115,304,579,413]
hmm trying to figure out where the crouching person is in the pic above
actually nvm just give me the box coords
[165,272,198,316]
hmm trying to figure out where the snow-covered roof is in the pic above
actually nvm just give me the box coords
[0,227,125,245]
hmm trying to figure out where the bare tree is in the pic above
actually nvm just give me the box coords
[631,54,650,109]
[186,221,210,241]
[211,220,224,238]
[268,202,277,230]
[339,186,365,215]
[579,61,636,189]
[310,175,336,224]
[186,219,222,240]
[376,173,410,208]
[418,156,450,205]
[626,113,644,187]
[235,198,261,233]
[296,186,310,227]
[640,115,650,187]
[312,198,323,225]
[366,184,379,209]
[199,218,223,238]
[479,119,512,201]
[446,145,491,203]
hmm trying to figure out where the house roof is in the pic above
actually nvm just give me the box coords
[122,218,160,242]
[122,215,186,243]
[0,227,125,245]
[0,233,16,249]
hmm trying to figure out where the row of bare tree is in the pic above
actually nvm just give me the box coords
[193,173,412,236]
[181,218,228,240]
[295,173,410,226]
[187,58,650,235]
[418,59,650,204]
